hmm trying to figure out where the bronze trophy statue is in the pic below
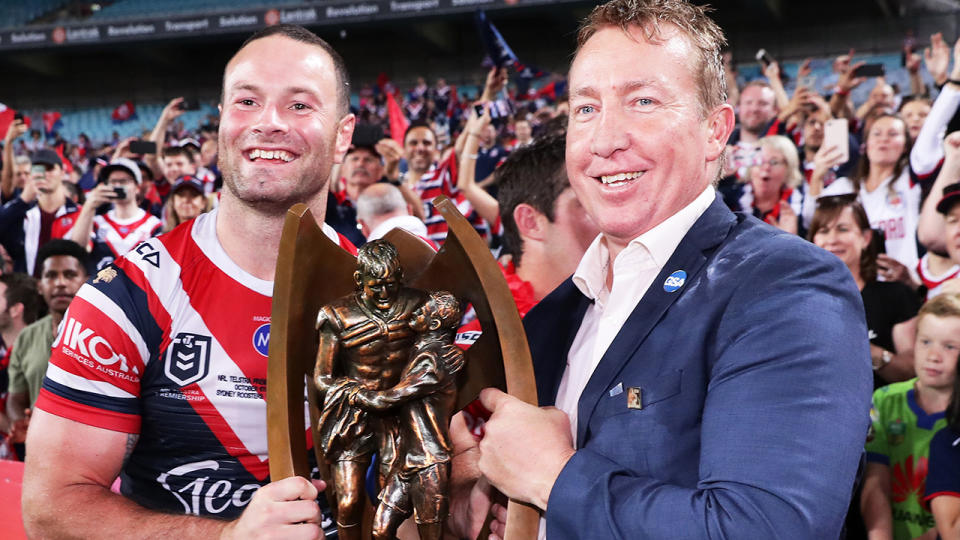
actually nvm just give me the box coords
[267,196,539,539]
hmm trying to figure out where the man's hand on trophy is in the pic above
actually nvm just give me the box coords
[219,476,326,540]
[477,388,576,511]
[445,411,493,539]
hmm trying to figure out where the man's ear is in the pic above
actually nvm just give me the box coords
[513,203,547,242]
[7,302,23,321]
[333,114,357,165]
[704,104,736,161]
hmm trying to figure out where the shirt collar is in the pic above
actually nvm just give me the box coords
[572,184,716,301]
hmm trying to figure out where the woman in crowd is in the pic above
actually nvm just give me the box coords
[723,135,803,235]
[805,114,921,286]
[925,331,960,540]
[862,292,958,540]
[161,175,213,233]
[809,194,919,386]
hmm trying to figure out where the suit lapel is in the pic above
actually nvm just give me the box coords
[528,280,592,406]
[575,195,737,444]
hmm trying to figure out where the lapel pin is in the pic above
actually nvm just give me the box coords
[627,387,643,409]
[663,270,686,292]
[609,382,623,397]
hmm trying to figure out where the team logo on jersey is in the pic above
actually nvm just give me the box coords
[94,267,118,284]
[166,333,212,386]
[887,418,906,446]
[253,324,270,357]
[886,191,903,208]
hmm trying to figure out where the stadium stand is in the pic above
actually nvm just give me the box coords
[1,1,70,29]
[89,0,310,21]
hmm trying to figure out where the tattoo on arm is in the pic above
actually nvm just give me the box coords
[122,434,139,467]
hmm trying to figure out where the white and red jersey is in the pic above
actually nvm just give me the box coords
[412,152,492,245]
[808,170,921,278]
[917,253,960,301]
[35,207,353,520]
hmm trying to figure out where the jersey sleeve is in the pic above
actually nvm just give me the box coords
[34,268,154,434]
[923,427,960,509]
[864,388,890,465]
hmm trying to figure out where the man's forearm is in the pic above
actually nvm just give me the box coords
[23,482,230,540]
[69,206,97,249]
[6,391,28,423]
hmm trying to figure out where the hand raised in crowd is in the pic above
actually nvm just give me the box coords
[219,476,324,540]
[112,136,137,161]
[797,58,812,79]
[835,48,856,74]
[763,60,781,84]
[83,183,121,210]
[779,86,814,122]
[18,169,37,203]
[808,92,832,117]
[775,200,799,235]
[160,96,186,124]
[481,66,508,101]
[877,254,918,287]
[374,137,403,179]
[924,32,951,86]
[4,117,27,144]
[8,407,30,444]
[906,51,922,74]
[812,143,847,175]
[942,131,960,170]
[837,61,868,93]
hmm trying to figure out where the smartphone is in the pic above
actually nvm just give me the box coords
[111,187,126,199]
[755,48,775,67]
[852,63,885,78]
[13,112,23,122]
[129,140,157,154]
[31,164,45,178]
[178,100,200,111]
[798,74,817,90]
[824,118,850,164]
[473,103,486,117]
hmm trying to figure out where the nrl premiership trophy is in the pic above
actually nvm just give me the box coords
[266,196,539,539]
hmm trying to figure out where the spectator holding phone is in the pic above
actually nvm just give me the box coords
[804,113,921,285]
[2,115,30,203]
[0,149,79,275]
[67,157,161,271]
[723,135,803,235]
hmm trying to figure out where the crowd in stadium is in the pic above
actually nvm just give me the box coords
[5,1,960,537]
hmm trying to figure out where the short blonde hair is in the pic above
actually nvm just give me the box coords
[576,0,727,117]
[752,135,803,188]
[919,293,960,325]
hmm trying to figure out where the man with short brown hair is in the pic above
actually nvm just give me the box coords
[23,24,356,539]
[471,1,871,538]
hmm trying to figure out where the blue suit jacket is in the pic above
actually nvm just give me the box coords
[525,196,872,539]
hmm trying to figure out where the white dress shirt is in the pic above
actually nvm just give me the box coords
[554,185,716,445]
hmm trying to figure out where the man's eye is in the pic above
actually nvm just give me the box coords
[238,99,256,106]
[292,103,310,111]
[576,105,596,115]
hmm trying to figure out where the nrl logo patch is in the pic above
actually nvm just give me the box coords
[165,333,212,386]
[94,267,118,284]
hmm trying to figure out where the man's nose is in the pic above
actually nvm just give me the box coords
[589,108,630,158]
[252,104,289,134]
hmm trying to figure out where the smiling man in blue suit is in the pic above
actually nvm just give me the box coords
[474,0,873,537]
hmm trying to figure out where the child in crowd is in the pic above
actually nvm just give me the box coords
[923,320,960,540]
[862,293,960,539]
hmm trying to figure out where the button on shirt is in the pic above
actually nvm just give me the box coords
[554,185,716,445]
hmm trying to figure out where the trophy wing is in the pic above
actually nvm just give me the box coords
[408,195,538,410]
[267,203,357,481]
